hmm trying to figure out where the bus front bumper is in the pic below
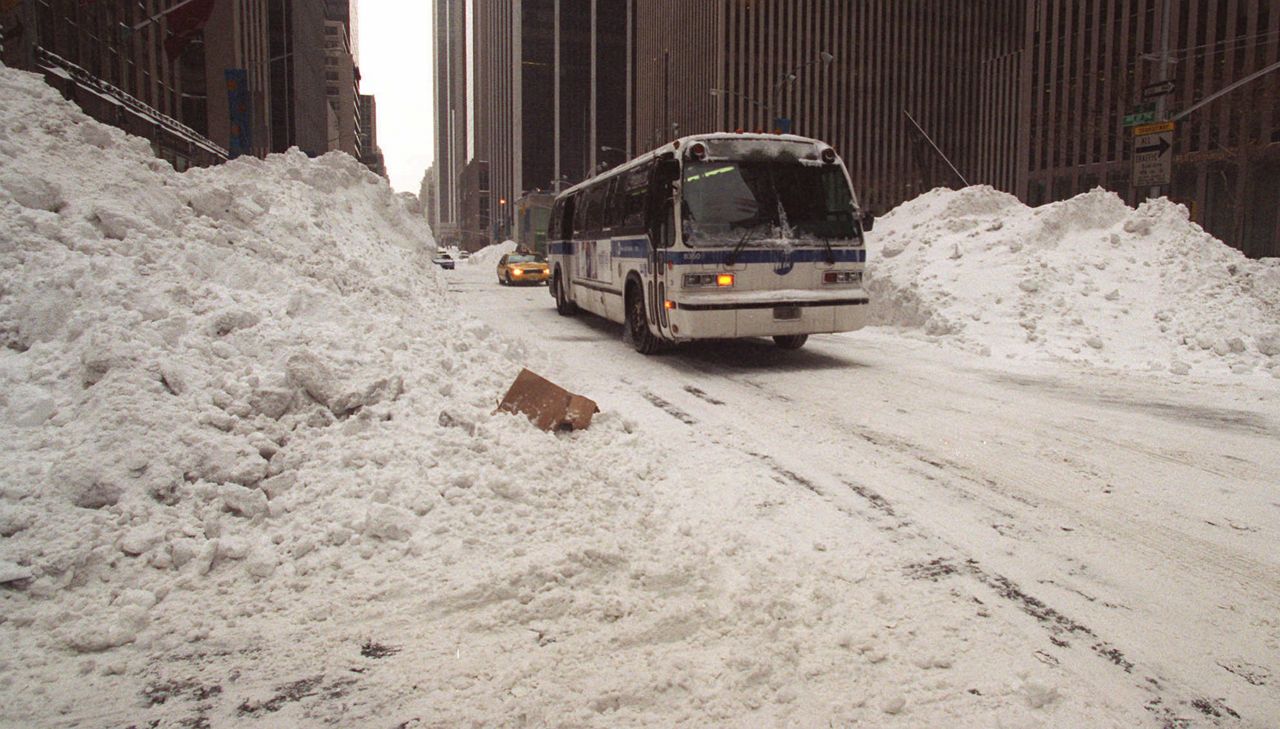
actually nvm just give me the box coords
[663,293,869,340]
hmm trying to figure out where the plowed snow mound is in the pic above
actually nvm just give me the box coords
[866,186,1280,377]
[466,238,518,265]
[0,63,667,723]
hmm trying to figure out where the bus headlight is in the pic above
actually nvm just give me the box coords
[683,273,735,288]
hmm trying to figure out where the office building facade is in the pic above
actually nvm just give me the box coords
[359,93,386,177]
[632,0,1026,215]
[1022,0,1279,258]
[632,0,1277,257]
[1,0,359,168]
[432,0,467,246]
[323,19,360,156]
[1,0,236,168]
[268,0,331,156]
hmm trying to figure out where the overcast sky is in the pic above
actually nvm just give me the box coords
[359,2,434,194]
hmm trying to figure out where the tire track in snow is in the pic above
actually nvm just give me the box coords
[637,376,1250,728]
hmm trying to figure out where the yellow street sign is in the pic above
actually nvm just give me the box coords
[1133,121,1175,136]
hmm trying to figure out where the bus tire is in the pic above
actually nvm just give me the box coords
[773,334,808,350]
[626,282,661,355]
[553,272,577,316]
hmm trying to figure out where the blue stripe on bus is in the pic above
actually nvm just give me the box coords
[664,248,866,265]
[546,241,866,265]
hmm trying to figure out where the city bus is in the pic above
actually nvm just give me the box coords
[546,133,873,353]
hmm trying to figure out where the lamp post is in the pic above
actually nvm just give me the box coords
[777,51,834,88]
[772,51,835,135]
[598,145,626,173]
[709,87,775,130]
[498,197,508,242]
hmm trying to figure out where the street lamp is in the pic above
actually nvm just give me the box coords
[598,145,627,173]
[709,87,774,115]
[771,51,836,134]
[710,87,778,132]
[777,51,834,88]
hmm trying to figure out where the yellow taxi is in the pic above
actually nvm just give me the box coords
[496,251,550,286]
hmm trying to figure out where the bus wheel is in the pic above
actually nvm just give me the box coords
[553,272,577,316]
[626,284,661,355]
[773,334,808,350]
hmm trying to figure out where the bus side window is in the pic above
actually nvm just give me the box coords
[572,192,587,238]
[621,162,653,231]
[603,176,625,231]
[563,196,576,239]
[547,200,562,241]
[585,183,607,235]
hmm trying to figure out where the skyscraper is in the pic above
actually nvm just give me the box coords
[432,0,467,247]
[359,93,387,177]
[435,0,628,249]
[268,0,331,156]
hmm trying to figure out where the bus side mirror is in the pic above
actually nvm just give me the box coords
[861,211,874,232]
[655,158,680,187]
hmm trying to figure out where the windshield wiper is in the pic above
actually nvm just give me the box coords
[724,224,759,267]
[820,235,835,265]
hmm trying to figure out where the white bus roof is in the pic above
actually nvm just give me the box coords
[556,132,835,199]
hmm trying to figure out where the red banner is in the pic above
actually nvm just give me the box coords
[163,0,216,58]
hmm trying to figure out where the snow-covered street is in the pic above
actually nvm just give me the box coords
[2,61,1278,727]
[445,259,1280,727]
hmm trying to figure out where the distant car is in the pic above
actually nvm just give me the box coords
[432,253,455,270]
[458,250,471,260]
[497,252,549,285]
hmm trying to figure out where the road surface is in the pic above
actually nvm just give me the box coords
[448,261,1280,727]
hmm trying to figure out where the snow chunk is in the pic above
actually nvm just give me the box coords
[363,504,414,541]
[219,483,268,518]
[0,560,34,583]
[0,172,65,212]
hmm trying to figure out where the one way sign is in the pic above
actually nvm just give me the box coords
[1132,121,1175,188]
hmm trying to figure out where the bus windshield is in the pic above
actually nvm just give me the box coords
[681,161,858,247]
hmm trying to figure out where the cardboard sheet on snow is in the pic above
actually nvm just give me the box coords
[496,368,599,432]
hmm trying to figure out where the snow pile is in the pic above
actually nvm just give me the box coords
[866,186,1280,377]
[466,238,517,265]
[0,64,673,723]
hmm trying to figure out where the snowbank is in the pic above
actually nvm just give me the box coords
[0,64,667,723]
[467,238,517,265]
[866,186,1280,377]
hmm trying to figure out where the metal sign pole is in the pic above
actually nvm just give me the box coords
[1150,0,1172,200]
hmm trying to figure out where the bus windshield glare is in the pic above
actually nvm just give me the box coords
[681,161,858,246]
